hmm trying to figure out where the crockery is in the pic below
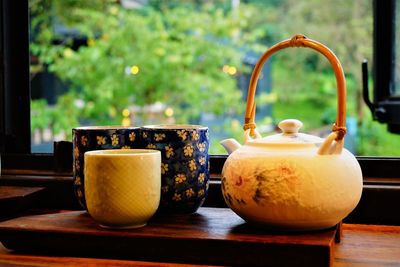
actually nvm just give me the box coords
[220,34,363,231]
[140,125,209,213]
[73,126,140,209]
[84,149,161,228]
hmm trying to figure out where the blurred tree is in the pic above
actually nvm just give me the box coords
[30,0,275,139]
[274,0,372,119]
[31,0,399,156]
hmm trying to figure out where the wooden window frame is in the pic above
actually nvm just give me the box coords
[364,0,400,133]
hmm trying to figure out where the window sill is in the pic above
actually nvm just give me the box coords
[0,170,400,225]
[0,208,398,267]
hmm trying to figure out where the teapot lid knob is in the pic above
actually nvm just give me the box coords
[278,119,303,135]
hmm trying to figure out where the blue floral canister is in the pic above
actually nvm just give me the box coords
[140,125,210,213]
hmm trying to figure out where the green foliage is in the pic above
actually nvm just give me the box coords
[31,1,274,139]
[31,95,80,136]
[357,114,400,156]
[272,0,372,118]
[30,0,399,156]
[31,99,52,131]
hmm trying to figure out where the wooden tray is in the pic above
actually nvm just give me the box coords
[0,186,45,219]
[0,207,338,266]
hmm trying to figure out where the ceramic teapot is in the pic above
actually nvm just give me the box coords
[220,34,363,231]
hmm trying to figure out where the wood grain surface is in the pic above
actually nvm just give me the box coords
[335,224,400,267]
[0,186,45,218]
[0,208,337,266]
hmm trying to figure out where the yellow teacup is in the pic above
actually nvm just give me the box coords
[84,149,161,229]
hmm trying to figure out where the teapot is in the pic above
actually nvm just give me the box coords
[220,35,363,231]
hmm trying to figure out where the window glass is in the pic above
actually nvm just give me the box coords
[30,0,400,156]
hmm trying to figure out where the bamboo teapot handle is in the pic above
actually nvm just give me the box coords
[244,34,347,144]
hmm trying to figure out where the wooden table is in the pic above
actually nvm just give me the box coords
[335,224,400,266]
[0,210,399,267]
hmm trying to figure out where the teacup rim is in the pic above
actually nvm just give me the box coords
[141,124,208,130]
[85,149,160,156]
[73,126,139,130]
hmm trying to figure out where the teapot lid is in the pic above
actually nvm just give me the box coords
[250,119,324,145]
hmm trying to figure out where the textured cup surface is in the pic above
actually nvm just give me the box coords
[73,126,140,209]
[84,149,161,228]
[140,125,210,213]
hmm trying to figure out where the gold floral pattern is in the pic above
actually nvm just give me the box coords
[74,176,82,186]
[76,189,83,198]
[177,130,187,141]
[198,173,205,183]
[162,186,169,193]
[138,127,209,212]
[111,134,119,146]
[129,132,136,142]
[188,160,197,171]
[172,192,182,202]
[183,145,194,157]
[175,173,186,184]
[75,160,80,171]
[198,189,205,197]
[154,133,166,141]
[185,188,195,198]
[192,130,199,140]
[147,144,157,149]
[161,163,169,174]
[197,142,206,152]
[74,147,80,157]
[199,156,206,165]
[80,136,88,146]
[122,145,130,149]
[165,145,174,158]
[97,136,106,145]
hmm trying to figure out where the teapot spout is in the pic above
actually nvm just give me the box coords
[220,138,242,155]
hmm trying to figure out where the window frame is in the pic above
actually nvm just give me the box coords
[0,0,399,177]
[0,0,31,154]
[0,0,400,226]
[372,0,395,102]
[363,0,400,133]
